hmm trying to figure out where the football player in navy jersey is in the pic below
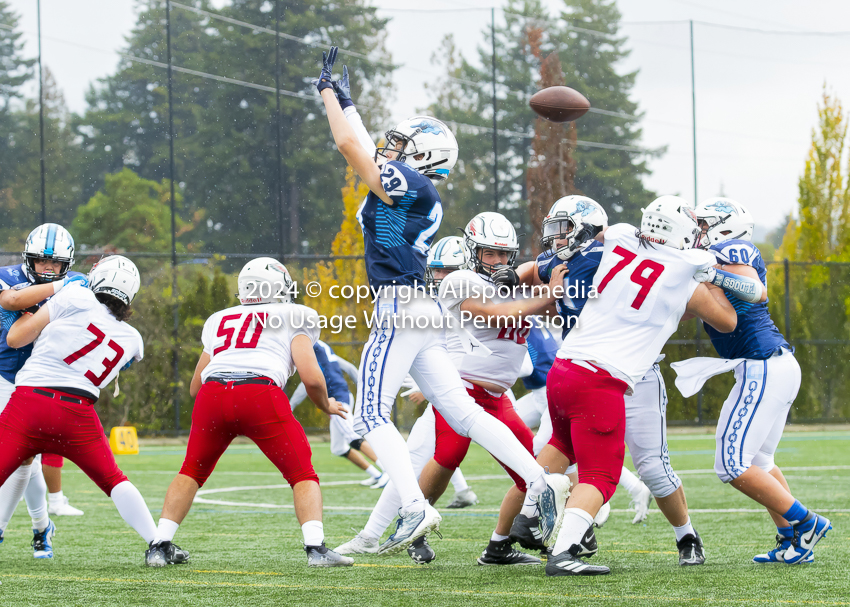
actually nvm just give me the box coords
[317,46,571,556]
[0,223,87,558]
[669,198,831,565]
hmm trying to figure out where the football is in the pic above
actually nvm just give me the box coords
[529,86,591,123]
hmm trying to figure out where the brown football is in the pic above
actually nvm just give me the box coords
[529,86,591,123]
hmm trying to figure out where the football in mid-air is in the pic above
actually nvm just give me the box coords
[529,86,590,123]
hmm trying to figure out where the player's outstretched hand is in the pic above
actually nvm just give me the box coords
[570,221,602,251]
[693,267,717,284]
[315,46,338,94]
[332,65,354,110]
[324,396,348,420]
[491,265,520,294]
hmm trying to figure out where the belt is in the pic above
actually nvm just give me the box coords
[32,388,94,405]
[205,376,275,387]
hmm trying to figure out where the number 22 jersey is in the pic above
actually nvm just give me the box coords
[557,224,715,388]
[15,285,144,398]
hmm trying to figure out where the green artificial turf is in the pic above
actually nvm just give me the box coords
[1,431,848,606]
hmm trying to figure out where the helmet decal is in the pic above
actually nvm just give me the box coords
[409,120,444,135]
[705,201,736,215]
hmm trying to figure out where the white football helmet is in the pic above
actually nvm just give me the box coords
[541,195,608,260]
[695,197,754,248]
[464,212,519,276]
[237,257,294,305]
[426,236,471,288]
[88,255,141,305]
[23,223,75,283]
[640,195,701,250]
[375,116,458,181]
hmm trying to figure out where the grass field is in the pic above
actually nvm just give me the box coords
[1,430,848,607]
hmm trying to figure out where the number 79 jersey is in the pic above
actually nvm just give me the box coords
[557,224,716,388]
[200,303,320,387]
[15,285,144,398]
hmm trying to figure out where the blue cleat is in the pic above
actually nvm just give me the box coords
[785,513,831,565]
[32,520,55,559]
[753,532,813,563]
[534,473,571,546]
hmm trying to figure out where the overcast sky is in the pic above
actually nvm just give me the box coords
[8,0,850,235]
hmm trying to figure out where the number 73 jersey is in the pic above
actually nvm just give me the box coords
[15,285,144,398]
[558,223,716,388]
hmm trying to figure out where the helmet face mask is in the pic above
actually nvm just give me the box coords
[237,257,294,305]
[695,197,754,249]
[22,223,75,284]
[464,212,519,277]
[426,236,471,289]
[374,116,458,182]
[541,196,608,260]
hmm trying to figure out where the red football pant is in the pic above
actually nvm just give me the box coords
[0,387,127,495]
[41,453,63,468]
[434,383,534,492]
[546,358,628,503]
[180,382,318,488]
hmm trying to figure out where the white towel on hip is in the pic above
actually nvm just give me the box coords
[670,357,747,397]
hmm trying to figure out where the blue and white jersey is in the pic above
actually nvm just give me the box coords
[313,341,351,403]
[703,240,789,360]
[522,325,560,390]
[356,160,443,289]
[0,263,84,383]
[536,242,604,339]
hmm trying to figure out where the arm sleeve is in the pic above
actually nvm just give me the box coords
[343,106,377,158]
[289,382,308,408]
[336,357,359,383]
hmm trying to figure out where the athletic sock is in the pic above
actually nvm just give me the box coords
[48,491,64,507]
[450,468,469,493]
[466,413,544,496]
[552,508,594,556]
[363,424,424,511]
[154,518,180,544]
[0,464,33,530]
[519,494,538,518]
[782,500,810,526]
[365,465,382,480]
[362,480,401,540]
[110,481,157,544]
[777,525,793,539]
[618,467,642,496]
[491,531,510,542]
[673,516,695,542]
[302,520,324,547]
[23,461,49,531]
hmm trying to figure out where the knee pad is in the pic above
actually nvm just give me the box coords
[565,463,577,475]
[634,456,681,499]
[349,438,365,451]
[334,448,352,458]
[751,452,775,475]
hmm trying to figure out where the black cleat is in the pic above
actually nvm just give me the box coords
[145,540,190,567]
[510,513,546,552]
[407,536,436,564]
[305,542,354,567]
[477,539,541,566]
[677,531,705,566]
[577,526,598,559]
[545,545,610,576]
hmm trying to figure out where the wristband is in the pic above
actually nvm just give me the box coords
[53,277,66,294]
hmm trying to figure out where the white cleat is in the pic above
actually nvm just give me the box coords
[334,533,379,555]
[48,496,84,516]
[593,502,611,528]
[379,503,442,555]
[359,476,379,487]
[370,472,390,489]
[446,488,479,509]
[535,473,572,546]
[630,482,653,524]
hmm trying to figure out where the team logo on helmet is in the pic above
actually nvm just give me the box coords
[409,120,444,135]
[574,200,596,217]
[705,201,736,215]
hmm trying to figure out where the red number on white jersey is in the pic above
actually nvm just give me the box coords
[214,313,266,355]
[63,323,126,386]
[497,326,530,345]
[597,245,666,310]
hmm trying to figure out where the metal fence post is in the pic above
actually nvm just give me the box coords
[166,0,180,436]
[784,258,791,341]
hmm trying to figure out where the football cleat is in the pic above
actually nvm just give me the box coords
[359,476,379,487]
[32,520,56,559]
[784,513,831,565]
[334,533,379,555]
[378,503,441,555]
[145,540,190,567]
[753,532,813,563]
[576,526,598,559]
[370,472,390,490]
[446,488,479,509]
[306,543,354,567]
[677,531,705,566]
[477,539,541,566]
[48,496,84,516]
[534,473,571,546]
[407,536,436,564]
[593,502,611,528]
[630,483,653,524]
[509,513,546,552]
[545,545,610,576]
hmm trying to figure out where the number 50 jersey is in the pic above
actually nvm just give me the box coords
[15,285,144,398]
[200,303,320,387]
[558,224,716,389]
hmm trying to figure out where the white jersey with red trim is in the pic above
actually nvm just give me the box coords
[15,284,144,397]
[439,269,529,390]
[201,303,320,387]
[557,223,715,388]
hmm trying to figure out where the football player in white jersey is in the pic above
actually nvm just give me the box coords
[0,256,170,562]
[317,46,570,555]
[526,198,744,576]
[147,258,351,568]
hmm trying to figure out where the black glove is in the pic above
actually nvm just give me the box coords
[332,65,354,110]
[491,265,520,296]
[315,46,338,94]
[570,222,603,251]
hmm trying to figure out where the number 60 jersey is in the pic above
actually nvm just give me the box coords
[15,285,144,398]
[558,224,716,389]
